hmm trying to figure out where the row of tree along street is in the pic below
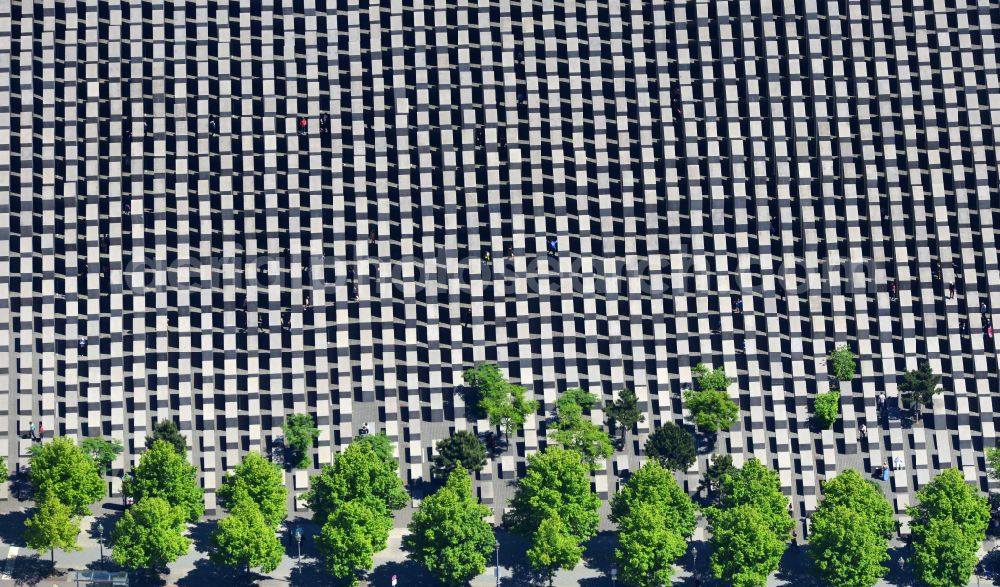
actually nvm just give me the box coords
[3,358,991,587]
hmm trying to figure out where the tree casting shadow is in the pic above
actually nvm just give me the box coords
[5,555,54,586]
[176,558,263,587]
[0,510,29,546]
[369,559,438,587]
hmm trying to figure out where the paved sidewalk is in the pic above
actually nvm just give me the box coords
[2,500,999,587]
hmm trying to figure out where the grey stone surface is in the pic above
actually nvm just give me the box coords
[0,0,997,566]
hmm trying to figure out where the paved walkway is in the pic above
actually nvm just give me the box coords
[1,501,998,587]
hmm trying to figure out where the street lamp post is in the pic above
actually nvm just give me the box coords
[294,527,303,562]
[495,540,501,587]
[96,522,104,561]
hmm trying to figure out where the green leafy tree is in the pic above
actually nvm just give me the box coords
[527,514,584,587]
[909,468,990,534]
[552,407,613,470]
[556,388,598,413]
[405,467,495,586]
[433,431,487,477]
[125,439,205,523]
[612,461,695,586]
[818,469,895,538]
[814,391,841,429]
[463,364,538,443]
[899,362,943,416]
[611,460,696,540]
[217,452,287,527]
[808,505,888,587]
[698,454,736,503]
[487,385,538,445]
[24,493,81,563]
[317,500,392,585]
[987,447,1000,480]
[462,363,508,416]
[28,437,105,515]
[692,363,733,392]
[643,422,696,471]
[706,458,792,587]
[712,458,793,539]
[353,432,395,467]
[145,419,187,455]
[684,389,739,433]
[910,516,980,587]
[829,345,857,381]
[304,438,408,527]
[504,446,601,542]
[615,502,688,587]
[81,437,124,475]
[606,388,645,441]
[283,413,320,469]
[709,504,788,587]
[0,456,8,485]
[210,501,283,575]
[909,468,990,587]
[112,497,191,570]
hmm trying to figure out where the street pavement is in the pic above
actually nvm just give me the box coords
[1,499,998,587]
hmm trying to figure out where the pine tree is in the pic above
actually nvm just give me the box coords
[606,388,645,441]
[145,419,187,455]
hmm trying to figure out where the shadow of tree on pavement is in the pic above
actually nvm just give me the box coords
[368,559,437,587]
[580,531,617,573]
[288,559,333,587]
[188,520,217,555]
[495,530,537,587]
[112,566,168,587]
[7,471,34,503]
[176,558,262,587]
[884,544,912,587]
[6,555,53,586]
[85,557,120,572]
[280,521,319,561]
[0,510,30,546]
[773,542,824,587]
[85,510,122,543]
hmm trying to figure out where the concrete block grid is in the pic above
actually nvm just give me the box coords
[0,0,998,534]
